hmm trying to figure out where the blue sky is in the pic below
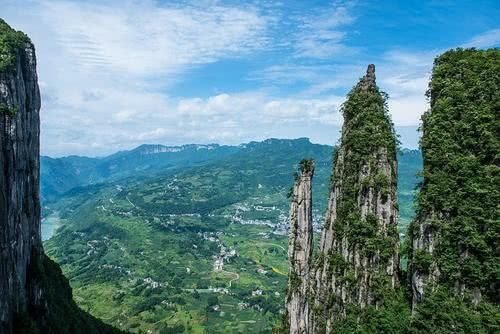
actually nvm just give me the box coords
[2,0,499,156]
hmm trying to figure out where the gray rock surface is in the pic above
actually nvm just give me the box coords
[0,21,120,334]
[286,160,314,334]
[0,36,42,332]
[285,65,400,333]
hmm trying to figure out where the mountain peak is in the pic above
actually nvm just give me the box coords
[357,64,376,91]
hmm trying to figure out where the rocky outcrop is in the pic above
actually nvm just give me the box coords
[0,19,121,334]
[409,49,500,309]
[285,65,400,333]
[313,64,399,330]
[286,160,314,334]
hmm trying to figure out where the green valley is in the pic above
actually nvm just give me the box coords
[42,138,421,333]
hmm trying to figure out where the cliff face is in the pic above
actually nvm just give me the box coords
[285,65,400,333]
[409,49,500,309]
[0,19,121,334]
[286,160,314,334]
[313,65,399,331]
[0,19,42,330]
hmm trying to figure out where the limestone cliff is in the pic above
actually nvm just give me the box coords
[0,19,120,334]
[285,65,401,333]
[409,49,499,309]
[313,64,399,331]
[286,160,314,334]
[0,18,42,331]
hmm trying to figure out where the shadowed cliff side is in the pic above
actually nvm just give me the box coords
[0,19,122,334]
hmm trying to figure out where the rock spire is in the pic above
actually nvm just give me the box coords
[285,64,400,333]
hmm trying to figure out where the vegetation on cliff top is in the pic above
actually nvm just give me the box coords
[330,67,399,280]
[308,66,406,332]
[0,18,30,73]
[0,19,31,115]
[408,48,500,333]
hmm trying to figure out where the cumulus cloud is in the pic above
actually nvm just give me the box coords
[3,0,495,156]
[41,91,343,156]
[2,0,273,156]
[377,50,435,126]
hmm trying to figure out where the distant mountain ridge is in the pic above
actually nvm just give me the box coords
[41,142,240,201]
[41,138,420,203]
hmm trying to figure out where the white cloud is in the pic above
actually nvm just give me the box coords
[377,50,434,126]
[37,0,269,76]
[7,1,493,156]
[293,2,356,59]
[2,0,273,156]
[34,79,346,156]
[463,29,500,48]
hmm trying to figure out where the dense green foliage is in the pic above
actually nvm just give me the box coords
[331,291,411,334]
[0,18,30,73]
[408,48,500,331]
[0,19,30,116]
[42,139,421,333]
[329,73,398,243]
[0,103,17,115]
[409,287,498,333]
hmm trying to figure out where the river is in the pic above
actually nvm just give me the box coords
[41,212,61,241]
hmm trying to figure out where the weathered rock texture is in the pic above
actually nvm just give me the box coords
[286,160,314,334]
[0,19,42,332]
[285,65,400,333]
[0,19,121,334]
[409,49,500,309]
[313,64,399,330]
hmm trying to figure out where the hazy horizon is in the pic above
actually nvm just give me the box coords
[42,126,420,159]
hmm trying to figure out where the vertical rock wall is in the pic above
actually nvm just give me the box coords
[313,65,400,331]
[0,19,121,334]
[286,65,400,333]
[0,22,42,332]
[286,160,314,334]
[409,49,500,309]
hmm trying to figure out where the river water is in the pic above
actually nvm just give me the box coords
[41,212,60,241]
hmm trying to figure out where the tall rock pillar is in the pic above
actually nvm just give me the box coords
[409,49,500,309]
[312,64,400,331]
[286,160,314,334]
